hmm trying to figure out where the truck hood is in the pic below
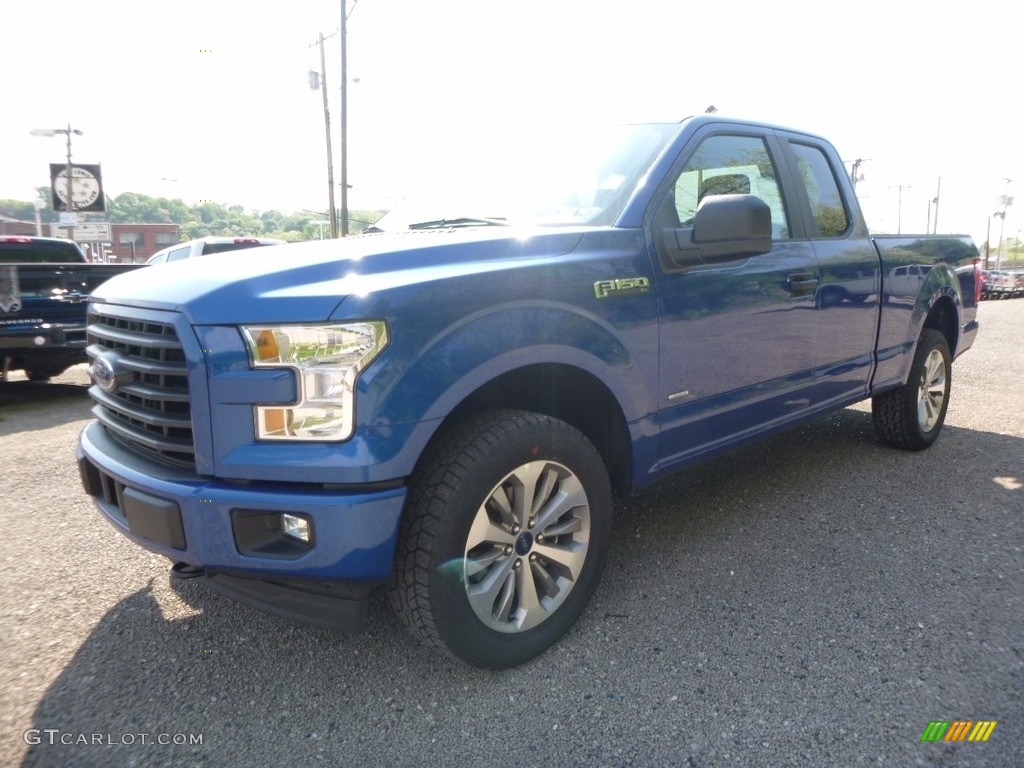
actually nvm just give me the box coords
[91,228,586,324]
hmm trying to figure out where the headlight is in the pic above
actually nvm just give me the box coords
[240,322,389,441]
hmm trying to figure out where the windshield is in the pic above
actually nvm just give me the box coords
[372,123,678,232]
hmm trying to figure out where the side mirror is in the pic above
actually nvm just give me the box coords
[661,194,772,268]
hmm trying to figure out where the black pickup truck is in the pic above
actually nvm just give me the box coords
[1,236,142,381]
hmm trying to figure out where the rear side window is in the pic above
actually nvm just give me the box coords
[201,241,273,255]
[789,142,850,237]
[0,240,84,263]
[165,247,192,262]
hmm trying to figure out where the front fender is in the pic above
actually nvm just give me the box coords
[327,290,659,483]
[384,300,651,424]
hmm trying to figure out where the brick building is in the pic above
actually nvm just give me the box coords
[107,223,180,262]
[0,213,37,236]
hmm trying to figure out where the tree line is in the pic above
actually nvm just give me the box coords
[0,188,386,242]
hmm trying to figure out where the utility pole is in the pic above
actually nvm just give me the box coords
[64,126,74,243]
[340,1,350,236]
[985,216,992,269]
[316,33,339,238]
[890,184,911,235]
[932,177,941,234]
[850,158,866,189]
[996,178,1012,271]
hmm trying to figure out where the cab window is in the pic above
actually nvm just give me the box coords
[672,134,790,239]
[789,142,850,237]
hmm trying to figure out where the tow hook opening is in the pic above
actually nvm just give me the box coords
[170,562,206,580]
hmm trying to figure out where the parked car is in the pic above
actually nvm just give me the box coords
[982,270,1016,299]
[1010,271,1024,298]
[146,236,286,265]
[1,236,142,381]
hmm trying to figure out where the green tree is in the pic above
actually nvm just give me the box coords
[0,187,56,222]
[0,199,37,220]
[1,190,389,242]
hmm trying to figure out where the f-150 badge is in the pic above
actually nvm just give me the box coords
[593,277,650,299]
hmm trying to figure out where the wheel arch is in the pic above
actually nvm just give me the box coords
[442,363,634,497]
[921,293,959,358]
[882,276,962,388]
[363,297,655,494]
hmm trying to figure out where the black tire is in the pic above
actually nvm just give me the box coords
[25,366,64,382]
[390,410,612,669]
[872,328,952,450]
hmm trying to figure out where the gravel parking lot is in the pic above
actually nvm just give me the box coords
[1,301,1021,768]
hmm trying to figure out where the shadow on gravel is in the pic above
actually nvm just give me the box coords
[0,380,90,406]
[19,409,1024,768]
[0,381,92,437]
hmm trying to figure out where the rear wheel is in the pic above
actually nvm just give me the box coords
[872,328,951,450]
[390,410,612,668]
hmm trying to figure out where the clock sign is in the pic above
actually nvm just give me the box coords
[49,163,106,213]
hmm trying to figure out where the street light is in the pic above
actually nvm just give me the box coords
[30,124,83,242]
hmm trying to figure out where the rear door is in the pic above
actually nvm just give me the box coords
[775,134,881,404]
[647,125,821,468]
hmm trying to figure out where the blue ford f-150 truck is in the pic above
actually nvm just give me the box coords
[76,117,980,668]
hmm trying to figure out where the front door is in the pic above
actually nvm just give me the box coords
[649,129,820,469]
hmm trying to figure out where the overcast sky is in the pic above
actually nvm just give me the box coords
[1,0,1019,250]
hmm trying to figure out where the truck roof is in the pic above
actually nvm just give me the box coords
[0,235,87,263]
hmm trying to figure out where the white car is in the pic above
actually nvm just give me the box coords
[146,236,286,265]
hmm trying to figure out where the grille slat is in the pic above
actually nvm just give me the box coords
[118,381,190,404]
[85,343,187,377]
[90,386,194,431]
[87,311,196,468]
[86,323,184,350]
[91,406,195,455]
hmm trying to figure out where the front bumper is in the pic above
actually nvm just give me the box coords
[77,421,407,626]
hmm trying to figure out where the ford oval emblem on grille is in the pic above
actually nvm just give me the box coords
[91,353,128,394]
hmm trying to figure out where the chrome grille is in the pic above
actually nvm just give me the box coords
[86,310,195,468]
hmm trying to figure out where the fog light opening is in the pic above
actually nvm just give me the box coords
[281,513,312,544]
[232,509,314,558]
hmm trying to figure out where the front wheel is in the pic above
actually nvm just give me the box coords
[25,365,67,382]
[390,410,612,669]
[872,328,952,450]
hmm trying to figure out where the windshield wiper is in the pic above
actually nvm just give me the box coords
[407,216,509,230]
